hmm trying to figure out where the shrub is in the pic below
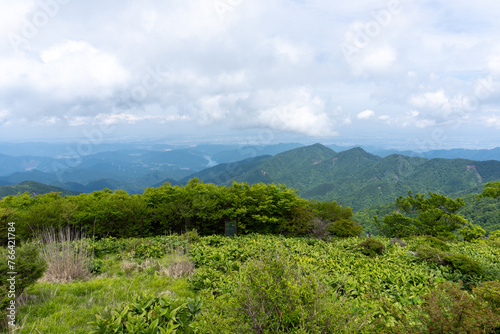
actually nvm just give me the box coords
[0,242,47,329]
[202,251,368,333]
[310,218,331,240]
[281,205,315,237]
[415,245,444,264]
[89,295,202,333]
[329,219,363,238]
[357,238,385,257]
[386,281,500,334]
[182,229,200,243]
[473,280,500,311]
[490,238,500,249]
[420,235,450,251]
[459,222,486,242]
[490,230,500,240]
[443,253,483,277]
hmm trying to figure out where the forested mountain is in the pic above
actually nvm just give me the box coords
[0,143,498,208]
[353,146,500,161]
[181,143,500,210]
[0,144,302,193]
[0,181,79,197]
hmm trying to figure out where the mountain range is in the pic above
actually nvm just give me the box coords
[0,142,498,211]
[167,144,500,210]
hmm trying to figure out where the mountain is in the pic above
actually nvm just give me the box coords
[325,145,500,161]
[0,142,498,198]
[0,181,79,198]
[181,143,500,211]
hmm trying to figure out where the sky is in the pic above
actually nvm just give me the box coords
[1,0,500,150]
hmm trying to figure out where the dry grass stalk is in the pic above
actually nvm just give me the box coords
[38,227,91,283]
[165,258,195,278]
[164,234,195,278]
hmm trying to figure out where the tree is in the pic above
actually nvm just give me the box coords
[479,181,500,199]
[375,191,467,238]
[459,222,485,242]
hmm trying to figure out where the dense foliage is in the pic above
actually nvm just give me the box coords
[0,179,355,244]
[90,295,202,334]
[375,191,466,238]
[355,190,500,236]
[0,242,46,329]
[3,233,499,333]
[480,181,500,199]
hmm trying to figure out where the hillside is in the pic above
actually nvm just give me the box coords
[0,181,79,197]
[185,143,500,210]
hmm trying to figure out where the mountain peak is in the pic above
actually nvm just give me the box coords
[339,147,381,161]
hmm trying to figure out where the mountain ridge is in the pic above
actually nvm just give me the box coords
[174,143,500,210]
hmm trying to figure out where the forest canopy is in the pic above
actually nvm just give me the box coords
[0,179,356,243]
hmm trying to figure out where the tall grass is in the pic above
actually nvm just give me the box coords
[37,227,91,283]
[165,234,195,278]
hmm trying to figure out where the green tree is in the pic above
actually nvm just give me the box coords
[459,222,486,242]
[375,191,467,238]
[479,181,500,199]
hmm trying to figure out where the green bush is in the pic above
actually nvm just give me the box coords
[329,219,363,238]
[460,222,486,242]
[89,295,202,333]
[384,281,500,333]
[415,245,444,264]
[0,242,47,329]
[199,251,368,333]
[182,229,200,243]
[443,253,483,277]
[490,238,500,249]
[420,235,450,251]
[490,230,500,240]
[1,243,47,293]
[473,280,500,311]
[357,238,385,257]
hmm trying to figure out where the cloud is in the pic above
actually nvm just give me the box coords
[255,89,332,137]
[0,0,498,146]
[0,40,129,101]
[357,110,375,120]
[483,114,500,128]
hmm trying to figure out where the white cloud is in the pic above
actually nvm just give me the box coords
[254,88,333,137]
[0,0,498,145]
[66,113,189,127]
[357,110,375,120]
[272,38,313,65]
[483,114,500,128]
[0,40,129,101]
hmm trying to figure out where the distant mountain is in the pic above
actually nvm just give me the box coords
[182,143,500,210]
[0,153,57,175]
[211,143,304,164]
[0,169,59,185]
[328,145,500,161]
[0,142,498,197]
[178,155,272,185]
[0,181,79,198]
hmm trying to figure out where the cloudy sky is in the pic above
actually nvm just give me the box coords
[1,0,499,149]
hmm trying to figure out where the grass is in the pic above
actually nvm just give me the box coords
[37,227,91,283]
[6,233,500,333]
[9,232,198,333]
[17,275,194,333]
[14,251,195,334]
